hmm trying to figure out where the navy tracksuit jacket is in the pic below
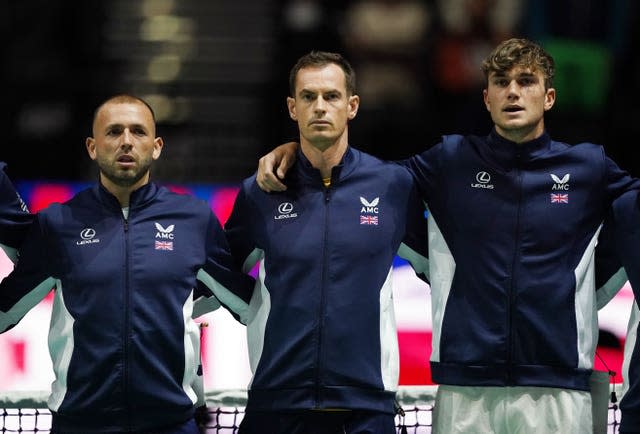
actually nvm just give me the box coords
[0,162,32,258]
[225,147,429,414]
[0,182,254,433]
[405,130,639,391]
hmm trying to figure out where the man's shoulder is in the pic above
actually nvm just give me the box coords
[237,172,272,198]
[240,173,259,189]
[29,187,95,232]
[155,185,212,214]
[549,139,605,159]
[30,186,90,224]
[46,185,94,211]
[0,162,19,199]
[351,147,413,180]
[557,140,602,151]
[442,133,467,143]
[410,134,471,159]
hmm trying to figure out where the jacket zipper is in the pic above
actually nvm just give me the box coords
[315,186,331,407]
[507,155,523,384]
[122,215,132,429]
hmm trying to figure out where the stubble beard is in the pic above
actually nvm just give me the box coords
[99,158,153,188]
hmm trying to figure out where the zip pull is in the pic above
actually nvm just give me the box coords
[195,322,210,434]
[609,369,618,405]
[596,351,618,407]
[394,399,407,434]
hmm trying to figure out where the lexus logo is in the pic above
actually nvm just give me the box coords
[471,171,494,190]
[476,171,491,183]
[274,202,298,220]
[278,202,293,214]
[77,227,100,245]
[80,228,96,240]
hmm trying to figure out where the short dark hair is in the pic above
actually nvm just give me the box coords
[92,94,156,126]
[289,51,356,97]
[481,38,555,89]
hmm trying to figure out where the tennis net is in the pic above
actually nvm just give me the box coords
[0,385,622,433]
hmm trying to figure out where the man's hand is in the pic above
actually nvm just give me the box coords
[256,142,298,192]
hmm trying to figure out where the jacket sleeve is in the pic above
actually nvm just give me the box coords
[604,153,640,203]
[224,182,264,274]
[608,191,640,303]
[595,205,628,309]
[607,190,640,428]
[192,207,255,323]
[399,136,454,205]
[0,163,33,262]
[396,179,429,283]
[0,213,56,332]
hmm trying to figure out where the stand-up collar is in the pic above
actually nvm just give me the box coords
[93,181,159,210]
[487,128,551,162]
[294,145,359,186]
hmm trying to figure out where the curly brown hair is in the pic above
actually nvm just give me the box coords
[481,38,555,89]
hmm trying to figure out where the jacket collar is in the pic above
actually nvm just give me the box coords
[93,181,159,210]
[487,128,551,162]
[293,145,359,186]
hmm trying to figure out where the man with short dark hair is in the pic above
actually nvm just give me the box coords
[0,94,254,434]
[226,51,428,434]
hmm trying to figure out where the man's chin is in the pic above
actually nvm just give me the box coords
[106,172,145,188]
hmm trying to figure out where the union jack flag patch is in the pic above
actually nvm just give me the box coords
[550,193,569,203]
[360,215,378,225]
[155,240,174,250]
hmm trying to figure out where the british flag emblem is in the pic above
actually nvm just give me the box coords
[360,215,378,225]
[550,193,569,203]
[155,240,174,250]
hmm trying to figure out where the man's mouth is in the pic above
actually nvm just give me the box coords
[504,106,523,113]
[117,155,135,163]
[310,120,331,126]
[116,155,136,167]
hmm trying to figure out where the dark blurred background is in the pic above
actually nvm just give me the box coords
[2,0,639,184]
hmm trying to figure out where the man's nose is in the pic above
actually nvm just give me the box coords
[507,81,520,98]
[120,129,134,149]
[313,96,327,113]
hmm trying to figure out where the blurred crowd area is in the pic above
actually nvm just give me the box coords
[2,0,639,183]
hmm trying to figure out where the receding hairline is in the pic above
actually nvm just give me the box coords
[91,95,156,133]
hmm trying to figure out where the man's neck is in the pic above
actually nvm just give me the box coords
[100,175,149,208]
[300,138,348,179]
[495,122,545,144]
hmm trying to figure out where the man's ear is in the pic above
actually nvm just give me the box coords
[152,137,164,160]
[482,89,491,113]
[86,137,97,160]
[348,95,360,120]
[544,88,556,112]
[287,97,297,121]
